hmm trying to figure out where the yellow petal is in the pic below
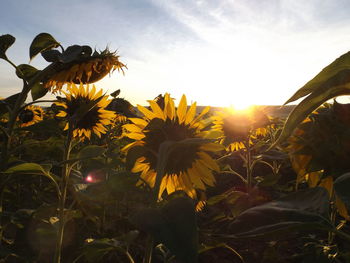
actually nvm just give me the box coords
[129,118,148,128]
[177,94,187,124]
[197,152,220,172]
[166,175,176,194]
[187,167,206,190]
[148,100,165,120]
[192,106,210,124]
[123,124,143,133]
[194,161,215,186]
[159,176,168,198]
[200,143,224,152]
[137,105,156,120]
[125,132,145,140]
[185,102,196,124]
[164,93,175,120]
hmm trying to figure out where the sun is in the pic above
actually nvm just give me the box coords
[228,102,254,111]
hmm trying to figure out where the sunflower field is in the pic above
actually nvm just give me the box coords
[1,33,350,263]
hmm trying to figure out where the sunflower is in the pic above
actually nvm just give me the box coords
[55,84,115,140]
[287,103,350,219]
[18,105,44,127]
[44,47,126,92]
[212,107,271,151]
[122,93,223,200]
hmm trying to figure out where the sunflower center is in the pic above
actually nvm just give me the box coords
[143,118,199,174]
[222,114,251,141]
[19,109,34,123]
[66,97,100,129]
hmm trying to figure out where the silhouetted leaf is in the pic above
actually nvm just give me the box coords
[78,145,106,159]
[41,49,61,62]
[228,187,332,238]
[110,89,120,98]
[58,45,92,63]
[285,51,350,104]
[0,34,15,59]
[29,33,60,60]
[31,82,48,100]
[334,173,350,212]
[22,118,61,136]
[4,162,58,190]
[131,197,198,263]
[15,64,39,80]
[0,93,24,114]
[274,82,350,146]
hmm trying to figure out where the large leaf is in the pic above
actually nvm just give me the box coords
[29,33,60,60]
[31,82,48,100]
[0,93,20,114]
[227,187,332,238]
[22,118,61,136]
[78,145,106,159]
[334,173,350,212]
[274,81,350,146]
[0,34,15,59]
[4,163,59,191]
[285,51,350,104]
[15,64,39,80]
[131,197,198,263]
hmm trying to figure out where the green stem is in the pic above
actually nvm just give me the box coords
[245,138,252,194]
[54,124,73,263]
[143,235,154,263]
[0,62,58,171]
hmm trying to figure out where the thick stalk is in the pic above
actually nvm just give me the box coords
[53,124,73,263]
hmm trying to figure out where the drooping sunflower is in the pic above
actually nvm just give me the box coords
[122,93,223,200]
[212,107,271,151]
[43,46,126,92]
[18,105,44,127]
[55,84,115,140]
[287,102,350,219]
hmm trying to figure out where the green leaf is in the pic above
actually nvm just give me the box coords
[81,238,120,263]
[78,145,106,159]
[0,34,15,59]
[22,118,62,136]
[228,187,332,238]
[334,172,350,211]
[5,162,46,174]
[15,64,39,80]
[131,197,198,263]
[285,51,350,104]
[274,81,350,146]
[29,33,60,60]
[41,49,61,62]
[4,163,59,192]
[31,82,48,100]
[58,45,92,63]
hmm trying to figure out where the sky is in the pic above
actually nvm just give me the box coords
[1,0,350,107]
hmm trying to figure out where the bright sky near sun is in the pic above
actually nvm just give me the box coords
[1,0,350,108]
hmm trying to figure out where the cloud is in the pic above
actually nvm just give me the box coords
[2,0,350,106]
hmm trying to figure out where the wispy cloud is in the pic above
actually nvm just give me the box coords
[2,0,350,105]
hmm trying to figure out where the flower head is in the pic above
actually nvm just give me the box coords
[18,105,44,127]
[44,46,126,92]
[123,94,222,201]
[56,84,115,140]
[212,107,271,151]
